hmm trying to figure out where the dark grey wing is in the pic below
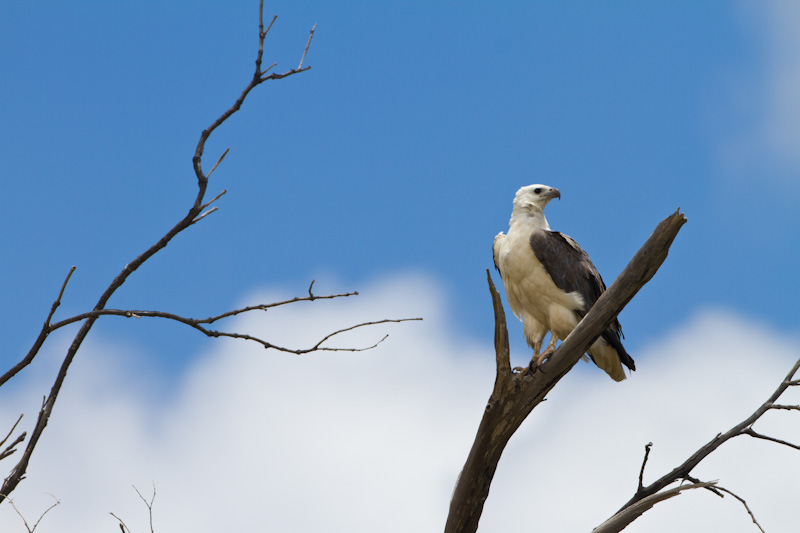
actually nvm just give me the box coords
[529,230,635,372]
[529,230,605,311]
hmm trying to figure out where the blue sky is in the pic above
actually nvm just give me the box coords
[2,2,798,368]
[1,2,800,531]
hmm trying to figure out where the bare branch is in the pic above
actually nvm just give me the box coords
[0,3,317,505]
[110,484,157,533]
[262,61,277,75]
[199,189,227,212]
[612,356,800,516]
[48,288,362,332]
[768,403,800,411]
[445,210,687,533]
[194,2,313,186]
[191,206,219,225]
[7,495,60,533]
[0,415,23,450]
[110,513,132,533]
[206,148,229,179]
[714,485,766,533]
[299,23,317,69]
[487,271,511,391]
[593,482,717,533]
[132,484,156,533]
[43,303,420,354]
[305,318,422,352]
[742,427,800,451]
[0,267,75,388]
[637,442,653,493]
[200,317,421,354]
[0,427,26,463]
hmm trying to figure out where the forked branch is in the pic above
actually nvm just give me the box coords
[597,355,800,531]
[1,2,340,506]
[444,210,686,533]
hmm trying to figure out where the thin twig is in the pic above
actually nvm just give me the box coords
[110,484,156,533]
[0,433,26,462]
[48,289,362,332]
[0,415,23,449]
[262,62,277,75]
[46,266,75,326]
[133,483,156,533]
[307,318,422,352]
[199,189,228,211]
[191,207,218,225]
[210,317,421,354]
[742,427,800,451]
[0,267,76,388]
[769,404,800,411]
[110,513,131,533]
[48,305,420,354]
[299,23,317,69]
[637,442,652,492]
[206,148,230,179]
[715,485,766,533]
[8,495,60,533]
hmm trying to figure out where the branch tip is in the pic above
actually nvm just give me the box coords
[638,442,653,492]
[298,23,317,69]
[206,148,230,179]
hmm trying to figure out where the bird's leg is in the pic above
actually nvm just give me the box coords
[545,332,558,352]
[530,334,558,369]
[515,339,544,374]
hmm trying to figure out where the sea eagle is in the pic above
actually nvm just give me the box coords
[492,184,635,381]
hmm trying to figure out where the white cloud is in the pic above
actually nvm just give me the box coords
[0,274,798,532]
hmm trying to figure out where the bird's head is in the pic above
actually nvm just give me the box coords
[512,184,561,213]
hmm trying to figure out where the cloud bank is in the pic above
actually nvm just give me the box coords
[0,274,798,532]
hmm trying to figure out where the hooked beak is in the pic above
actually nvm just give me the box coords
[545,187,561,200]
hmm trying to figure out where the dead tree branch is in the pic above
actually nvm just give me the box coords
[55,308,419,353]
[110,484,157,533]
[637,442,653,493]
[592,481,717,533]
[7,494,60,533]
[0,2,379,506]
[597,355,800,530]
[444,210,686,533]
[0,415,25,463]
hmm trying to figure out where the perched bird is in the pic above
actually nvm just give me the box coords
[492,184,635,381]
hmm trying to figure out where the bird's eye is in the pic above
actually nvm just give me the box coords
[533,188,542,194]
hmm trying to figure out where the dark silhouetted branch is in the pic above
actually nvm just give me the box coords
[0,1,325,505]
[598,355,800,531]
